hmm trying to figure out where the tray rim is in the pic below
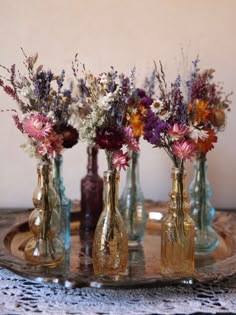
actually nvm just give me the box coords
[1,205,236,289]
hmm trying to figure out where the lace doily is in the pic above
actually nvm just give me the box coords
[1,267,236,315]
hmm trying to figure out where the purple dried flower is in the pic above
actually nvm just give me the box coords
[143,109,168,145]
[137,88,146,98]
[140,96,152,107]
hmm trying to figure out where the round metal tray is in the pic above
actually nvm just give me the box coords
[0,201,236,288]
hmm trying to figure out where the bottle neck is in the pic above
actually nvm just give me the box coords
[52,154,70,204]
[191,152,211,199]
[38,159,53,189]
[125,150,140,187]
[52,155,62,188]
[36,158,55,212]
[103,169,119,215]
[169,166,188,215]
[194,153,208,180]
[87,145,98,175]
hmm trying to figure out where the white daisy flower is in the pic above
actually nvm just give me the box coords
[150,99,164,114]
[188,126,209,142]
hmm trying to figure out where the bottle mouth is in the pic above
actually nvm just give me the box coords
[171,167,185,176]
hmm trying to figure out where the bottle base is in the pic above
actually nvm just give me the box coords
[160,262,194,276]
[128,239,142,247]
[24,237,65,267]
[194,228,218,254]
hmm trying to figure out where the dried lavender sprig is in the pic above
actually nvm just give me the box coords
[44,71,53,104]
[54,69,65,111]
[72,54,85,82]
[154,61,170,107]
[107,67,118,93]
[129,66,136,91]
[21,47,35,81]
[144,66,157,98]
[171,75,186,124]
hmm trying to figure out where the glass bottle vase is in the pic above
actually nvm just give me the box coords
[189,153,218,254]
[161,167,194,275]
[119,150,146,246]
[80,145,103,231]
[52,154,71,251]
[24,158,65,266]
[92,169,128,276]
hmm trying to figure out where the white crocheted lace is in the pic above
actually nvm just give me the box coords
[0,267,236,315]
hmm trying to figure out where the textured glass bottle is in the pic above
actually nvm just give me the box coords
[92,170,128,276]
[24,158,65,266]
[80,146,103,231]
[189,153,218,254]
[52,154,71,251]
[119,150,146,245]
[161,167,194,275]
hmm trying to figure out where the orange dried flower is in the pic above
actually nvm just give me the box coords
[129,113,144,138]
[193,100,210,125]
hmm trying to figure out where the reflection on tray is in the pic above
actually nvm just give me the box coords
[0,201,236,288]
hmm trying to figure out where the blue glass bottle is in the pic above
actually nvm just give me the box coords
[52,154,71,252]
[189,153,218,254]
[119,150,146,246]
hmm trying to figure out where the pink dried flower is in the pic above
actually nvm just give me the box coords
[172,139,196,161]
[23,114,52,139]
[167,123,188,141]
[124,127,139,153]
[112,150,130,171]
[36,131,63,158]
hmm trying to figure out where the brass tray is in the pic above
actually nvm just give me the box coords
[0,201,236,288]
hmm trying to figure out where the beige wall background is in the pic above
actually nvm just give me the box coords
[0,0,235,208]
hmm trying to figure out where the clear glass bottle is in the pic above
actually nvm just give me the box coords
[161,167,194,275]
[52,154,71,251]
[92,170,128,276]
[79,230,94,274]
[189,153,218,254]
[126,244,145,278]
[80,146,103,231]
[119,150,146,246]
[24,158,65,266]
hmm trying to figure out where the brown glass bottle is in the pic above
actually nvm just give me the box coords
[80,145,103,231]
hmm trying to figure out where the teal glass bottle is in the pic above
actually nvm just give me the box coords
[119,150,146,246]
[189,153,218,254]
[52,154,71,251]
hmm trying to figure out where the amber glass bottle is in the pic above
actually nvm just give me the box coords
[161,167,194,275]
[24,158,65,266]
[92,170,128,275]
[80,146,103,231]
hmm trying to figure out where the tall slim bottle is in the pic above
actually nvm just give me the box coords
[80,145,103,231]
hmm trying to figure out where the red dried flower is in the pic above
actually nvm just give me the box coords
[196,127,217,153]
[95,126,124,151]
[54,123,79,149]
